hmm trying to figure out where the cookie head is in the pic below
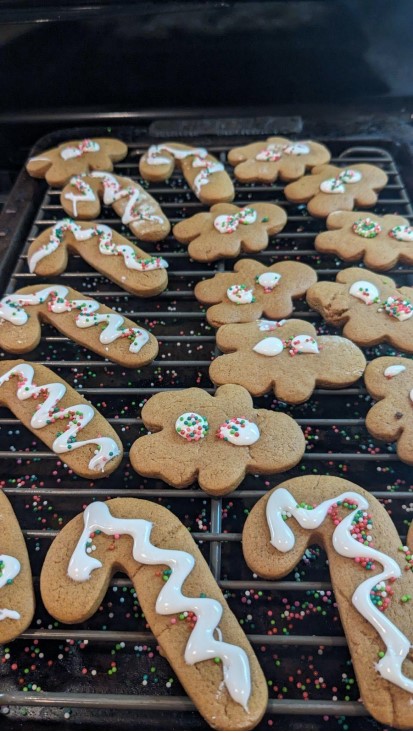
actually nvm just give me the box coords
[26,138,128,186]
[227,137,331,183]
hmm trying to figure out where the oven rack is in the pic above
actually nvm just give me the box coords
[0,132,412,730]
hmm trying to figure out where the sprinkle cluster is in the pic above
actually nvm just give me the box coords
[352,217,382,238]
[175,413,209,442]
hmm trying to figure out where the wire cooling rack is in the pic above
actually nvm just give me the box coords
[0,131,412,730]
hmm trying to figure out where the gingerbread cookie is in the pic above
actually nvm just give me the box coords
[0,360,123,478]
[130,384,305,495]
[227,137,331,183]
[0,284,158,367]
[284,164,388,218]
[26,138,128,187]
[173,202,287,262]
[210,319,366,403]
[194,258,317,328]
[28,219,168,297]
[315,211,413,270]
[61,172,170,241]
[41,498,267,730]
[0,490,35,643]
[139,143,234,205]
[364,356,413,465]
[243,475,413,730]
[306,267,413,351]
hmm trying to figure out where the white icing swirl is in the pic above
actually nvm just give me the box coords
[90,172,164,227]
[60,140,100,161]
[68,501,251,710]
[0,364,120,472]
[193,162,225,195]
[253,337,284,357]
[349,280,379,305]
[0,554,21,621]
[64,176,95,217]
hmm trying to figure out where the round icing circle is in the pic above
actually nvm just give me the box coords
[349,280,380,305]
[352,217,382,238]
[175,412,209,442]
[389,225,413,242]
[256,272,281,292]
[217,417,260,446]
[227,284,255,304]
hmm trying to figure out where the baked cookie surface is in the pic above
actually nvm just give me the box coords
[228,137,330,183]
[26,138,128,186]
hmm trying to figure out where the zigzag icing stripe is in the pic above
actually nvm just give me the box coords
[28,219,168,274]
[90,172,164,227]
[69,501,251,710]
[144,145,224,194]
[266,487,413,695]
[0,364,120,472]
[0,286,149,354]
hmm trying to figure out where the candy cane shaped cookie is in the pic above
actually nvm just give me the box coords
[139,142,234,204]
[26,138,128,186]
[61,173,170,241]
[0,284,158,367]
[27,219,168,296]
[41,498,267,730]
[0,361,123,478]
[243,475,413,729]
[0,490,35,643]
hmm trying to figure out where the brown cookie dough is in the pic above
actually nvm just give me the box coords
[0,489,35,644]
[60,172,170,241]
[0,360,123,479]
[242,475,413,730]
[315,211,413,270]
[194,258,317,328]
[173,202,287,262]
[40,497,268,731]
[26,138,128,186]
[284,164,388,218]
[306,267,413,351]
[139,142,234,205]
[210,319,366,403]
[28,219,168,297]
[129,384,305,495]
[0,284,158,368]
[365,356,413,465]
[227,137,331,183]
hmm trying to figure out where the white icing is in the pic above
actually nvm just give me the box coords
[390,225,413,242]
[410,389,413,405]
[175,412,209,441]
[320,169,362,194]
[90,172,164,227]
[217,418,260,446]
[0,554,21,621]
[146,145,208,165]
[255,141,310,162]
[258,319,287,331]
[0,364,120,472]
[349,280,380,305]
[382,297,413,322]
[384,365,406,378]
[284,142,310,155]
[75,311,149,353]
[68,501,251,710]
[226,285,255,304]
[257,272,281,292]
[60,140,100,161]
[0,285,69,325]
[213,207,257,234]
[64,176,96,217]
[193,162,224,195]
[266,488,413,695]
[253,337,284,357]
[289,335,319,354]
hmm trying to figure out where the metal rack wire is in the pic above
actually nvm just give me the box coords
[0,134,412,730]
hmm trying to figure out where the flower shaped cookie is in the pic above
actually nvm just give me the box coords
[194,258,317,328]
[26,138,128,186]
[173,203,287,262]
[129,385,305,495]
[306,267,413,351]
[227,137,331,183]
[209,319,366,403]
[284,164,388,218]
[365,356,413,465]
[316,211,413,270]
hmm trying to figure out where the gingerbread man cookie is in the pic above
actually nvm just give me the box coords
[28,219,168,297]
[209,319,366,403]
[227,137,331,183]
[194,258,317,328]
[0,360,123,478]
[61,172,170,241]
[130,384,305,495]
[0,490,35,644]
[306,267,413,351]
[173,202,287,262]
[0,284,158,368]
[316,211,413,270]
[139,142,234,205]
[41,498,267,730]
[26,138,128,187]
[243,475,413,730]
[365,356,413,465]
[284,164,388,217]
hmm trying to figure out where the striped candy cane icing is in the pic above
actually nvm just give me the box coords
[0,286,149,354]
[0,364,120,472]
[28,219,168,274]
[266,487,413,694]
[68,501,251,710]
[0,554,21,621]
